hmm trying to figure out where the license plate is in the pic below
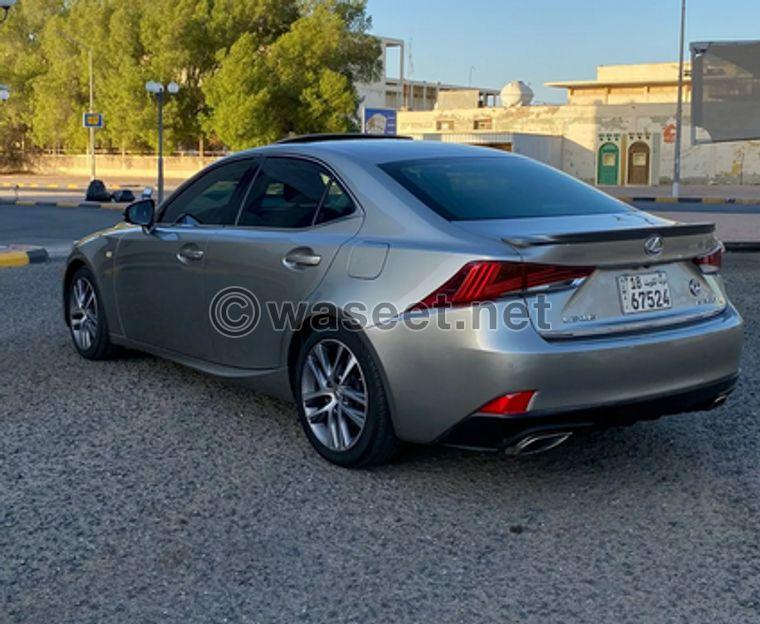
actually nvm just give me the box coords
[617,271,672,314]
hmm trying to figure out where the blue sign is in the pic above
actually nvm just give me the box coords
[82,112,103,129]
[363,108,397,135]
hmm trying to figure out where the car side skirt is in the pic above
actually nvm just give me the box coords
[110,334,294,402]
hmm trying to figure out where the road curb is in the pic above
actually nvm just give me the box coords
[0,245,50,268]
[725,242,760,252]
[1,181,125,191]
[1,198,124,211]
[629,196,760,205]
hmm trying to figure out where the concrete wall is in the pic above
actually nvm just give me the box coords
[399,104,596,181]
[415,132,563,170]
[568,86,692,106]
[30,154,221,180]
[512,134,564,170]
[597,62,683,83]
[398,103,760,185]
[437,90,482,110]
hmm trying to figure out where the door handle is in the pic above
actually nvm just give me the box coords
[284,247,322,270]
[177,245,205,263]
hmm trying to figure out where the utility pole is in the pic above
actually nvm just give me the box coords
[88,48,96,181]
[399,41,406,111]
[59,31,97,180]
[672,0,687,198]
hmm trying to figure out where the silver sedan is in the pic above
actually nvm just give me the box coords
[63,137,743,467]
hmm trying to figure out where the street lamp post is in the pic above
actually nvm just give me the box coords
[672,0,687,198]
[146,81,179,205]
[0,0,16,23]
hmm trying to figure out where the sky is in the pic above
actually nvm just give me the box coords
[366,0,760,103]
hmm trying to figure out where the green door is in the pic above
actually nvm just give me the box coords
[597,143,620,186]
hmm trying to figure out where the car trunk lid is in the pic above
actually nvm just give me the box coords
[454,212,727,339]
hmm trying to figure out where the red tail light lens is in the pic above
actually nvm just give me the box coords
[478,391,536,415]
[694,244,723,274]
[410,261,594,311]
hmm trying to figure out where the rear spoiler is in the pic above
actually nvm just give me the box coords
[503,223,716,248]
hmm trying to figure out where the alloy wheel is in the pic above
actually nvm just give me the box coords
[301,339,368,452]
[69,277,99,351]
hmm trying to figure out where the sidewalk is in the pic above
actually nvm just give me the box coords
[605,184,760,204]
[647,210,760,248]
[0,173,182,193]
[3,174,760,202]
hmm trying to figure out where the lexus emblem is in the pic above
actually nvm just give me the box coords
[644,235,664,256]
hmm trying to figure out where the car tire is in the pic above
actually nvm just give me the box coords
[66,266,120,361]
[295,327,400,468]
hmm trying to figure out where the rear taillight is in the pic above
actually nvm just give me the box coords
[694,244,723,275]
[409,261,594,311]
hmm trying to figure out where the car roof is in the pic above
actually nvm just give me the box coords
[235,138,510,166]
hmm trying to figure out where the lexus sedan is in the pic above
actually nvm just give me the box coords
[63,136,743,467]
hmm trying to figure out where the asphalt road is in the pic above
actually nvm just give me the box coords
[1,252,759,623]
[2,200,759,260]
[0,203,122,257]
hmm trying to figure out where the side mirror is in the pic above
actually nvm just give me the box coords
[124,199,156,229]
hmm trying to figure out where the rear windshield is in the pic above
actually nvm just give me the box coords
[380,156,630,221]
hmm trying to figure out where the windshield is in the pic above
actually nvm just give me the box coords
[380,156,631,221]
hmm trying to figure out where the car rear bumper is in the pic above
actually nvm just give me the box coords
[365,302,744,444]
[436,373,739,451]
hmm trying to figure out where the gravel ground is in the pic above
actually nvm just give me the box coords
[1,256,759,624]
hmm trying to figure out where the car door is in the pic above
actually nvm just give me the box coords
[204,156,362,369]
[113,158,258,359]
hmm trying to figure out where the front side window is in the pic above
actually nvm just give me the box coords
[238,158,354,228]
[380,156,631,221]
[160,159,257,226]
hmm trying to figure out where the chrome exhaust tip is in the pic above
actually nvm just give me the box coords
[711,394,729,409]
[505,431,573,457]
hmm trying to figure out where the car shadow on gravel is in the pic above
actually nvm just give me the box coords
[386,417,715,470]
[80,336,733,487]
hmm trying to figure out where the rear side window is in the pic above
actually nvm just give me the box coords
[238,158,355,228]
[315,179,355,225]
[380,156,630,221]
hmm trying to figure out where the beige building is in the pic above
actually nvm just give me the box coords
[398,62,760,186]
[357,37,499,112]
[546,62,691,106]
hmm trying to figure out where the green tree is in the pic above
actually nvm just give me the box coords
[136,0,301,150]
[203,0,380,149]
[0,0,65,167]
[1,0,381,156]
[31,1,155,153]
